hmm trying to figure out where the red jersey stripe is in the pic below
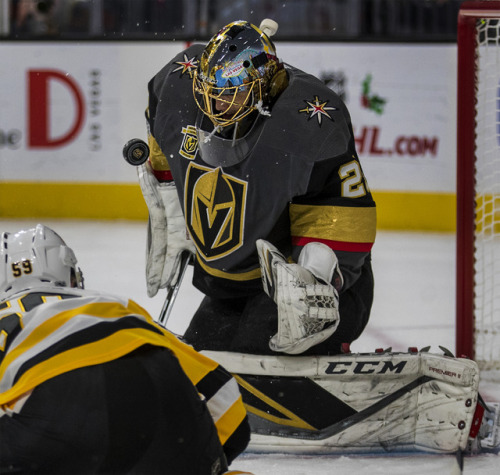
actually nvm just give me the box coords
[292,236,374,252]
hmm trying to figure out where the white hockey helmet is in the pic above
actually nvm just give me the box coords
[0,224,84,302]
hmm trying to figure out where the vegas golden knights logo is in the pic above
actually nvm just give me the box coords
[179,125,198,160]
[185,163,247,260]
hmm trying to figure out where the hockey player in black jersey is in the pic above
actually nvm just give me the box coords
[140,19,376,356]
[0,225,250,474]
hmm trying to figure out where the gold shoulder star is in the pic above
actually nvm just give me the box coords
[299,95,337,125]
[173,54,198,78]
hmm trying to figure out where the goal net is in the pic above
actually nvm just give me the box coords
[456,1,500,371]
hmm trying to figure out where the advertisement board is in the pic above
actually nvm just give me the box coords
[0,41,457,228]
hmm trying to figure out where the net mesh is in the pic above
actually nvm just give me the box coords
[474,18,500,369]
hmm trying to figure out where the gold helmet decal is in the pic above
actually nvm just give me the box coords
[185,163,247,260]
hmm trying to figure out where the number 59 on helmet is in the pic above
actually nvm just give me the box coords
[0,224,84,302]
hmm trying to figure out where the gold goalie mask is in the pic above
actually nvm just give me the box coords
[193,20,288,167]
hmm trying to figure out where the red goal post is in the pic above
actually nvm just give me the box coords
[456,1,500,369]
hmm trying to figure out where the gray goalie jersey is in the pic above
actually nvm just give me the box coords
[147,44,376,299]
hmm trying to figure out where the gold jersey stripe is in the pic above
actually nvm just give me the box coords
[0,323,219,405]
[0,301,146,380]
[0,301,219,404]
[290,204,376,243]
[196,253,261,281]
[148,133,171,171]
[214,395,248,445]
[0,328,159,404]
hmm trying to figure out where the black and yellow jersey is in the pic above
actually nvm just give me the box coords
[147,44,376,300]
[0,286,249,452]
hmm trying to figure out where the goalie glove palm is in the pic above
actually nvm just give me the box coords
[257,239,342,354]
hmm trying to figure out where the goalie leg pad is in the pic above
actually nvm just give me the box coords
[467,398,500,452]
[202,349,487,455]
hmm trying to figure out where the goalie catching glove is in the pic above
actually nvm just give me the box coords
[138,161,195,297]
[256,239,343,355]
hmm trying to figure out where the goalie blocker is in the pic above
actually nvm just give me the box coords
[202,348,500,455]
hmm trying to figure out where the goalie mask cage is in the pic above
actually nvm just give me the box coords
[456,1,500,371]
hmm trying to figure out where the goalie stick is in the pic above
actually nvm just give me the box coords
[157,250,193,326]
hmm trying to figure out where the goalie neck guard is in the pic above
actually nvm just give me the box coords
[0,224,84,302]
[195,109,267,168]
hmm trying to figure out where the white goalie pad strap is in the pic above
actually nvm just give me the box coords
[138,162,195,297]
[256,239,340,354]
[202,350,484,454]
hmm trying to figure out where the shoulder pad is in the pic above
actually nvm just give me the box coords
[151,44,204,92]
[168,44,205,71]
[268,66,353,163]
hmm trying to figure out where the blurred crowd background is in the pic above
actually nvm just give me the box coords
[1,0,464,41]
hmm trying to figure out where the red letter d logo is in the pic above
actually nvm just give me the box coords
[28,69,85,148]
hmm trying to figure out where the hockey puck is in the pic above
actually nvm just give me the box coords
[123,138,150,166]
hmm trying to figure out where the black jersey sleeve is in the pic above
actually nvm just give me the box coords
[290,129,376,291]
[146,44,205,181]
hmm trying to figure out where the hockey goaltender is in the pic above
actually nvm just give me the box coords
[135,17,500,460]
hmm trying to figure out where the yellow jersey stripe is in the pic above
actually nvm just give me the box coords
[290,203,376,243]
[148,133,170,171]
[0,301,148,381]
[214,395,248,445]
